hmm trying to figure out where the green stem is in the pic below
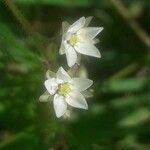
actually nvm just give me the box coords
[4,0,50,66]
[109,62,139,80]
[110,0,150,49]
[4,0,33,35]
[3,1,53,149]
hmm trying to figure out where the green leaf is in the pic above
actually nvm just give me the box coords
[101,77,150,93]
[119,108,150,127]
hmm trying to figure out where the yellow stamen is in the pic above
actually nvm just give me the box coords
[58,83,71,97]
[69,34,78,46]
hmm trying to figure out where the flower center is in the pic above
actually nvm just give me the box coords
[69,34,78,46]
[58,83,71,97]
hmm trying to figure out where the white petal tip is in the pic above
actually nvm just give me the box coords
[86,16,93,20]
[83,105,88,110]
[53,94,67,118]
[96,51,101,58]
[55,108,67,118]
[68,63,76,67]
[59,66,63,70]
[98,54,101,58]
[55,108,66,118]
[59,50,63,55]
[56,113,64,118]
[39,94,49,102]
[77,104,88,110]
[89,79,93,85]
[67,58,76,67]
[93,53,101,58]
[65,46,77,68]
[68,63,74,67]
[98,27,104,32]
[85,79,93,88]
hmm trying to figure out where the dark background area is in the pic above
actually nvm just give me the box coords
[0,0,150,149]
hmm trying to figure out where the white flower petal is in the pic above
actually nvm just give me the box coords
[60,33,68,55]
[44,78,58,95]
[65,46,77,67]
[70,78,93,92]
[53,94,67,118]
[39,91,51,102]
[66,91,88,109]
[81,89,93,98]
[62,21,70,34]
[78,27,103,40]
[75,42,101,58]
[59,42,65,55]
[84,16,93,27]
[68,17,85,33]
[63,109,71,119]
[56,67,71,81]
[64,32,72,41]
[60,22,70,55]
[46,70,56,79]
[92,38,100,44]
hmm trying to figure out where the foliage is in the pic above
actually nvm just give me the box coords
[0,0,150,149]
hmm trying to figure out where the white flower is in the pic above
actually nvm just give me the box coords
[59,16,103,67]
[41,67,93,118]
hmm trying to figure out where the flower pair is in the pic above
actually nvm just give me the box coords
[40,17,103,118]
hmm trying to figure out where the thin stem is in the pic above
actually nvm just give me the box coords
[110,0,150,49]
[109,62,139,80]
[4,0,49,64]
[3,1,53,149]
[4,0,33,35]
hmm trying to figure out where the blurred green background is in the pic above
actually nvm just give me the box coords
[0,0,150,149]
